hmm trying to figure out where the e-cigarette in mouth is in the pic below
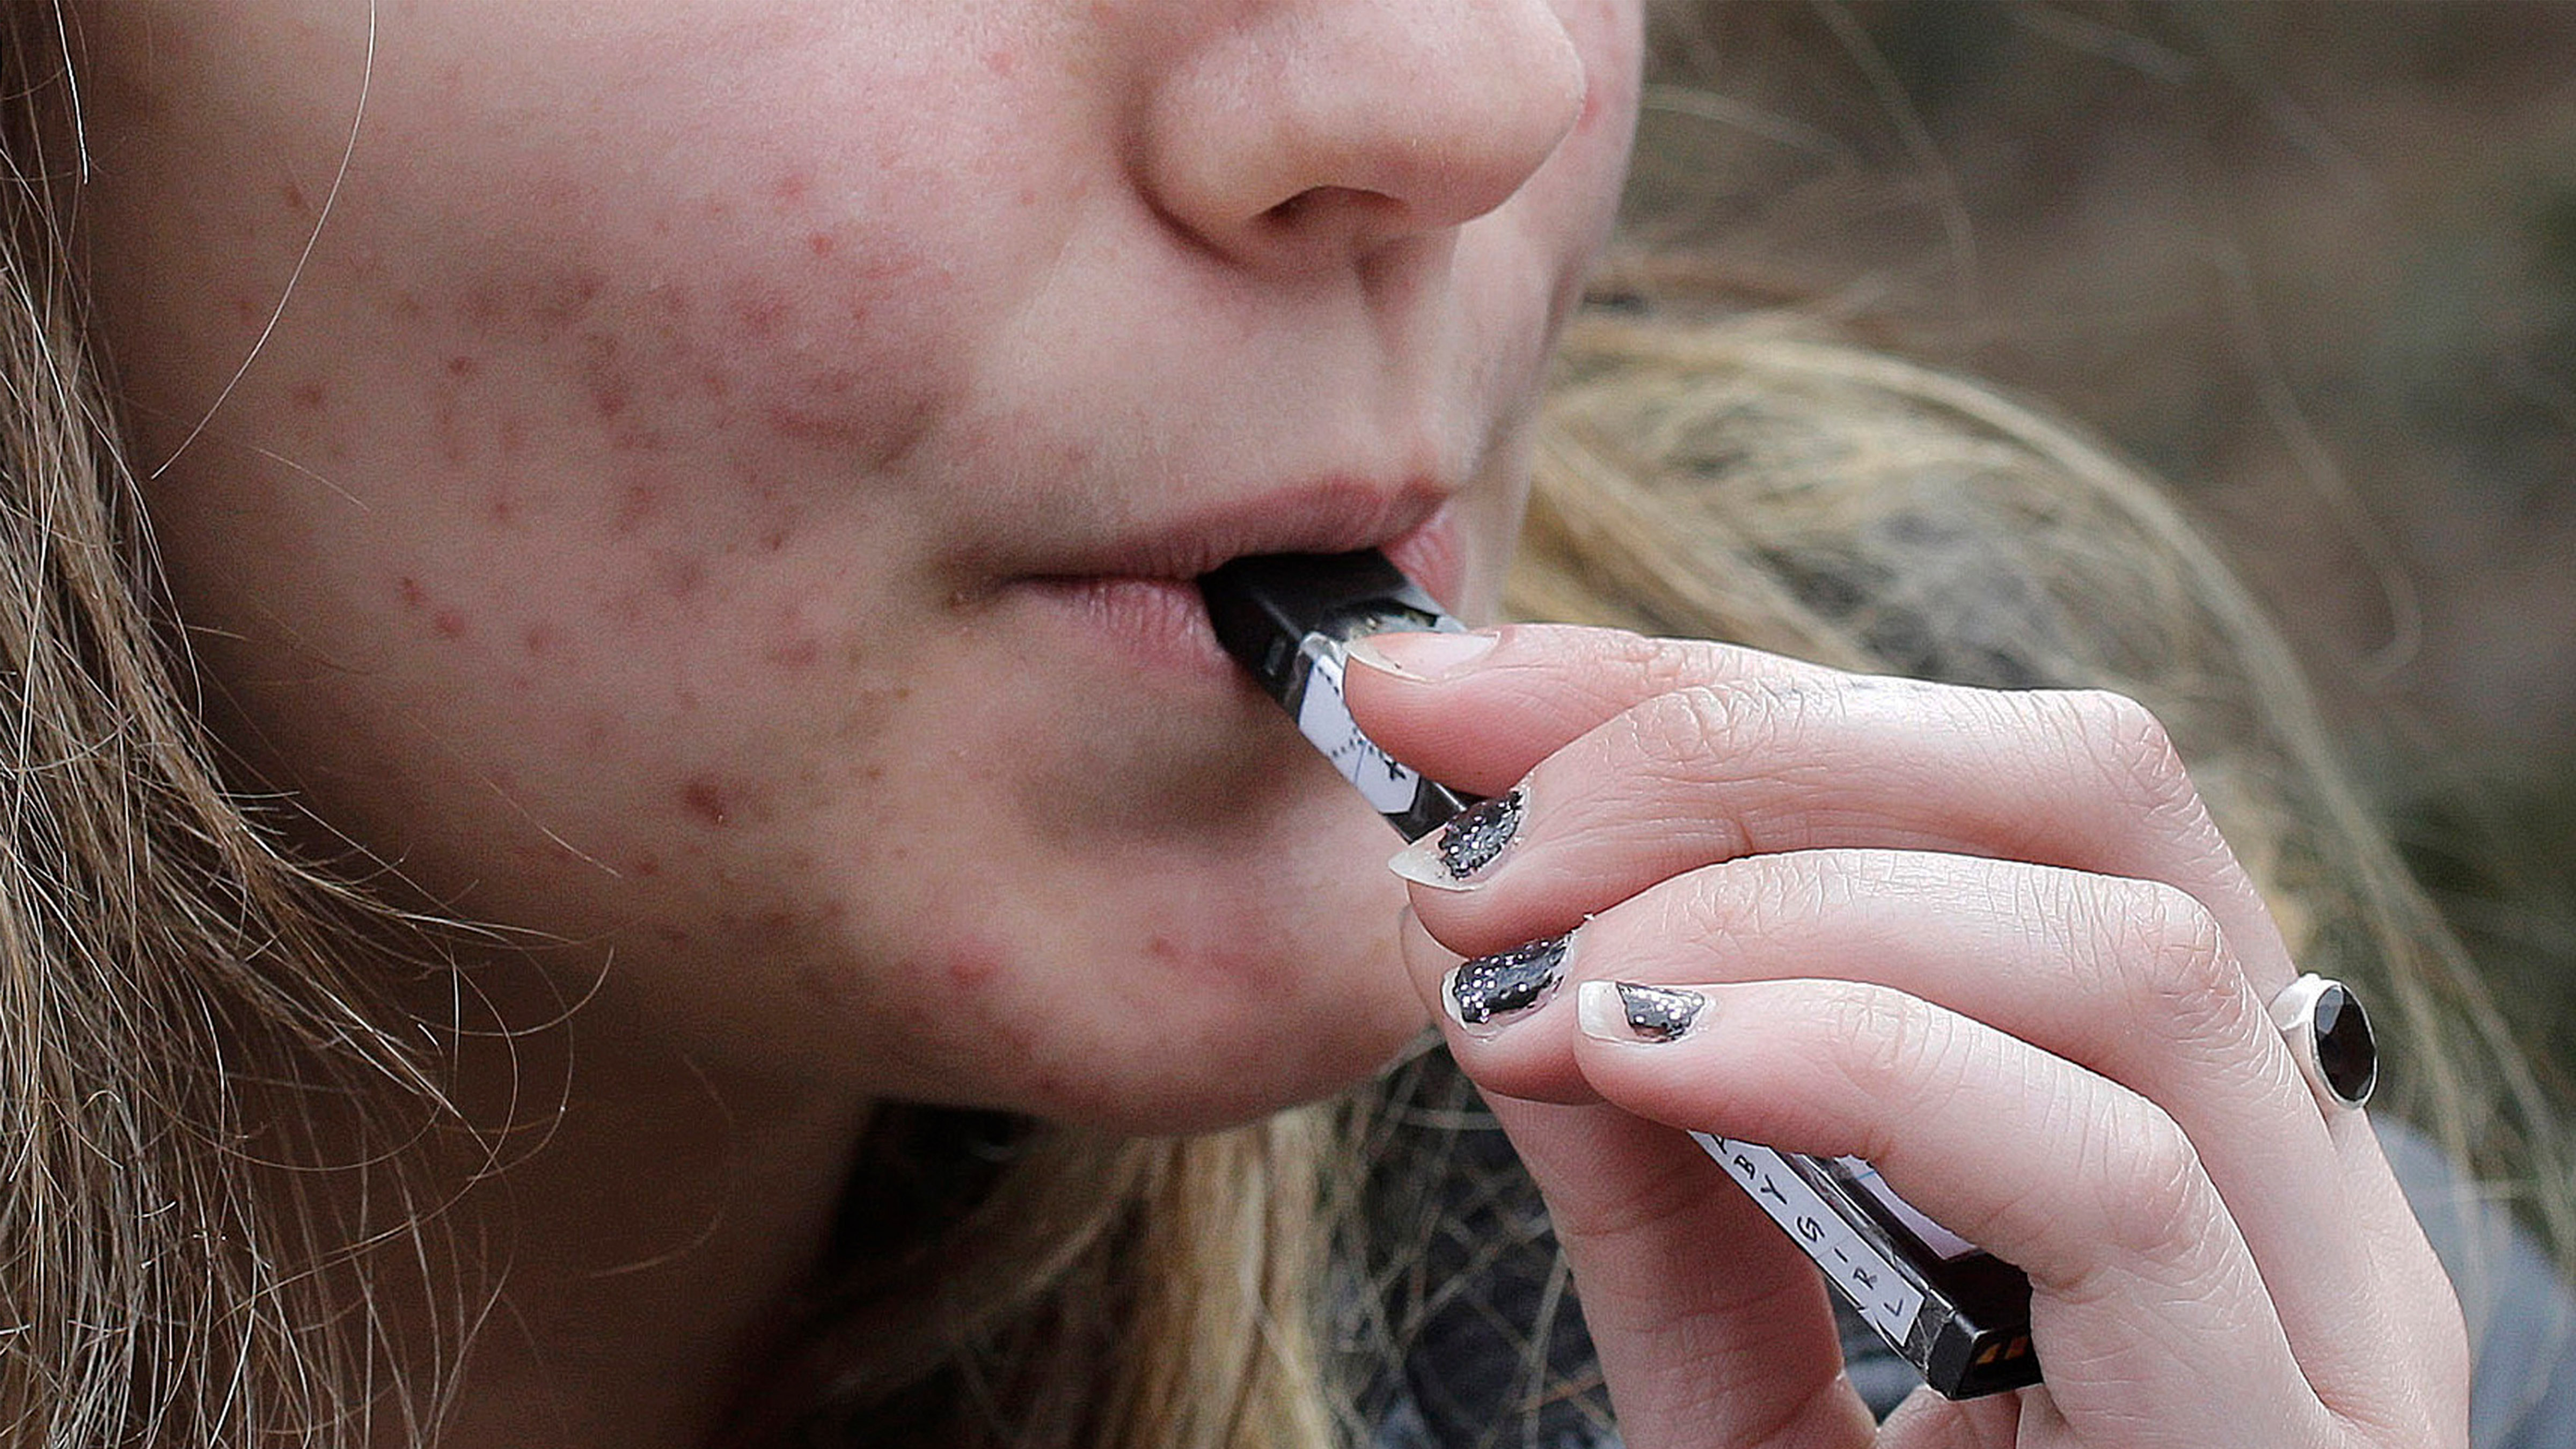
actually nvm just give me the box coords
[1197,549,1484,841]
[1195,548,2041,1400]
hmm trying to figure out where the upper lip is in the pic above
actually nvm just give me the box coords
[1023,477,1453,581]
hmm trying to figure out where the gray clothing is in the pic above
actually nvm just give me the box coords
[2383,1119,2576,1448]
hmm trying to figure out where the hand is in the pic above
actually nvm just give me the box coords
[1343,624,2467,1448]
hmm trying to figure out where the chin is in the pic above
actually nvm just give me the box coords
[1028,991,1432,1137]
[942,917,1431,1138]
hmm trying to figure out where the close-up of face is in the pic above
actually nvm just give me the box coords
[68,0,1645,1131]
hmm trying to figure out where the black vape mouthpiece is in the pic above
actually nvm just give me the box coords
[1197,550,1481,841]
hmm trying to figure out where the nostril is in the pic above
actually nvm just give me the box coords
[1263,189,1321,228]
[1259,185,1408,247]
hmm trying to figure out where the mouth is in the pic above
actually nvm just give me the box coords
[994,480,1468,677]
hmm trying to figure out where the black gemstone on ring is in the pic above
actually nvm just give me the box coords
[2311,982,2378,1107]
[1448,933,1568,1026]
[1436,789,1523,881]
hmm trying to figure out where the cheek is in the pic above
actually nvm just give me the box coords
[133,9,1087,836]
[120,117,1014,950]
[296,127,988,507]
[117,2,1086,530]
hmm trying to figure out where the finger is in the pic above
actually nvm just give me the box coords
[1371,666,2289,1001]
[1574,975,2339,1448]
[1875,1386,2024,1449]
[1483,1095,1880,1449]
[1399,907,1597,1106]
[1397,911,1878,1449]
[1421,847,2409,1400]
[1341,623,1839,793]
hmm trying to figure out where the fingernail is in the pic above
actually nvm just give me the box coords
[1388,788,1525,889]
[1344,629,1498,682]
[1578,980,1708,1043]
[1444,932,1572,1037]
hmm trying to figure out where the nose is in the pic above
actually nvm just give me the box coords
[1137,0,1590,269]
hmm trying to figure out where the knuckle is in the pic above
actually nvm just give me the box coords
[1597,631,1798,704]
[2086,1101,2213,1264]
[2053,687,2196,811]
[2066,874,2281,1091]
[1658,871,1762,960]
[1631,680,1763,764]
[1623,678,1835,781]
[1607,684,1779,808]
[1621,632,1724,699]
[1663,852,1847,958]
[2101,875,2243,1027]
[1816,983,1955,1130]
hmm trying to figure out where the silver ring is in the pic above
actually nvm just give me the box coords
[2269,973,2377,1113]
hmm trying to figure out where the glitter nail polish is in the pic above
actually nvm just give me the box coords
[1613,982,1704,1041]
[1446,932,1570,1033]
[1435,788,1523,882]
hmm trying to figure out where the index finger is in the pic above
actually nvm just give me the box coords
[1342,623,1838,794]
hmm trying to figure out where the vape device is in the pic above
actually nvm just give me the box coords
[1198,550,1484,842]
[1687,1137,2038,1397]
[1196,548,2040,1400]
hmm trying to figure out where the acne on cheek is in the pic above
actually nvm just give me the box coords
[678,774,774,831]
[414,160,957,475]
[393,575,474,641]
[279,99,989,610]
[780,932,1059,1098]
[357,279,946,671]
[264,142,979,906]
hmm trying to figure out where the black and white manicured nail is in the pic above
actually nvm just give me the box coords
[1578,980,1707,1043]
[1444,931,1571,1036]
[1391,788,1524,890]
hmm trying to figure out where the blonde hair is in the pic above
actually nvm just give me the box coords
[0,16,488,1445]
[2,15,2564,1449]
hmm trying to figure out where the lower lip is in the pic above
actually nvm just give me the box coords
[1015,519,1468,679]
[1019,574,1238,676]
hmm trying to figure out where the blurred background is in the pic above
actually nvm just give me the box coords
[1624,3,2576,1077]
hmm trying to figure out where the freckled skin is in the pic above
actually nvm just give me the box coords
[70,1,1644,1132]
